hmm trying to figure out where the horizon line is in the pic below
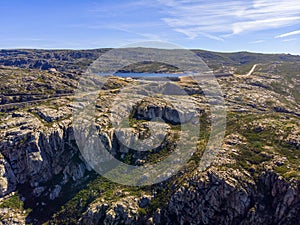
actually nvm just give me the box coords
[0,47,299,56]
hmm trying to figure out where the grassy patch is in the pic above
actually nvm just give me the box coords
[226,112,300,179]
[0,192,31,215]
[274,165,299,179]
[50,175,123,224]
[235,64,256,75]
[0,112,7,123]
[0,194,23,210]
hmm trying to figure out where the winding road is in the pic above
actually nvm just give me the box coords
[234,64,258,78]
[0,94,71,111]
[246,64,257,76]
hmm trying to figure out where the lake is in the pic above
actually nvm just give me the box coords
[97,72,184,78]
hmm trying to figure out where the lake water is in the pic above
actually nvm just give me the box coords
[98,72,184,78]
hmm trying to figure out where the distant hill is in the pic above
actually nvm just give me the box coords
[0,48,299,74]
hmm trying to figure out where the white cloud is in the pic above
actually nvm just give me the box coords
[158,0,300,40]
[275,30,300,38]
[282,38,298,42]
[232,17,300,34]
[174,28,224,41]
[250,40,265,44]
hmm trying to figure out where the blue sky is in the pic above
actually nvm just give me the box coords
[1,0,300,54]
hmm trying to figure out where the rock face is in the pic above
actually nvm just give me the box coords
[0,155,17,197]
[76,169,300,225]
[134,97,199,125]
[0,207,27,225]
[0,49,106,72]
[154,171,300,225]
[0,107,93,202]
[79,198,140,225]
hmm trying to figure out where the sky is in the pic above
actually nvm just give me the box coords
[1,0,300,54]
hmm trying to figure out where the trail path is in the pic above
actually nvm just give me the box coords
[246,64,257,76]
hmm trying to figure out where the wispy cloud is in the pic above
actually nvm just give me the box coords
[250,40,265,44]
[88,0,157,15]
[81,0,168,43]
[158,0,300,40]
[275,30,300,38]
[282,38,298,42]
[66,22,164,42]
[174,28,224,41]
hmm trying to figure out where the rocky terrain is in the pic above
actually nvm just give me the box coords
[0,49,299,224]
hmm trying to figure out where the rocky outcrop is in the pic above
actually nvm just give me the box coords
[79,194,153,225]
[0,207,27,225]
[152,170,300,225]
[76,168,300,225]
[134,97,200,125]
[0,111,90,201]
[0,49,106,73]
[0,155,17,197]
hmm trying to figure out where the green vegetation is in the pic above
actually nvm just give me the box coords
[274,165,298,179]
[226,112,300,179]
[235,64,256,75]
[51,175,120,224]
[50,174,148,224]
[0,112,7,123]
[0,192,32,216]
[0,193,23,210]
[49,112,212,224]
[118,61,180,74]
[270,62,300,104]
[137,207,147,215]
[270,81,288,96]
[146,183,173,213]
